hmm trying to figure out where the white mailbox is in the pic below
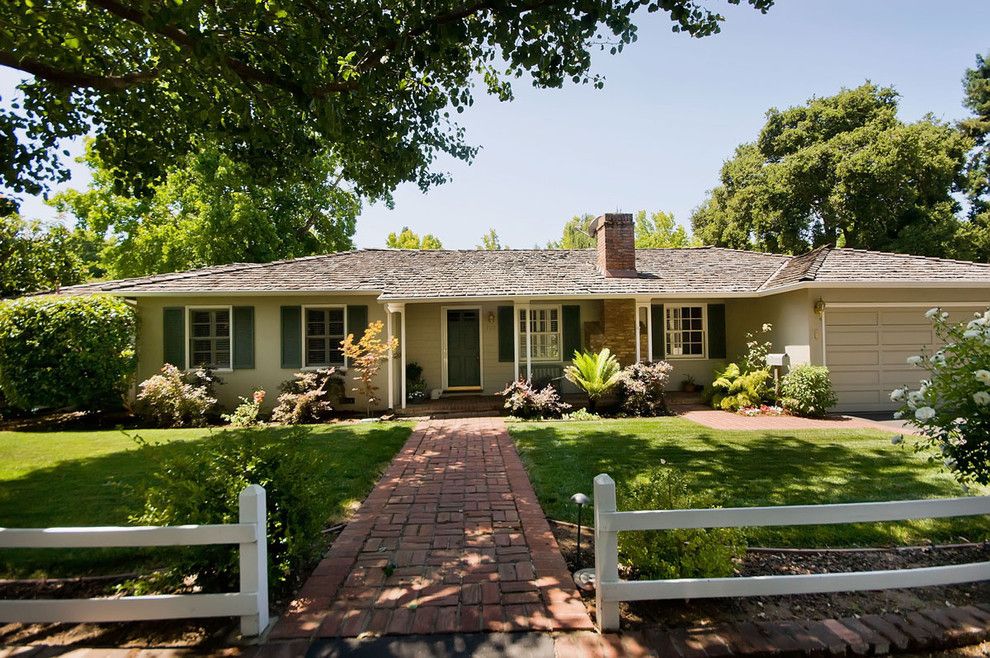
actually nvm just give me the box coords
[766,353,789,368]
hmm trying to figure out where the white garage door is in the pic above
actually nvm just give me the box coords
[826,306,985,412]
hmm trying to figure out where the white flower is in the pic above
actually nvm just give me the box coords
[925,307,940,319]
[906,355,924,366]
[973,391,990,406]
[893,411,903,419]
[975,370,990,386]
[941,312,949,320]
[914,406,936,421]
[890,388,906,402]
[929,351,946,366]
[964,329,981,339]
[891,434,903,445]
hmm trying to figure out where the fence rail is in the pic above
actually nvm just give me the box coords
[0,484,269,637]
[593,473,990,631]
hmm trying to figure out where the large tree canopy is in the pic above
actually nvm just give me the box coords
[1,0,772,211]
[691,83,972,256]
[51,142,359,278]
[957,52,990,261]
[547,211,695,248]
[0,215,84,297]
[386,226,443,249]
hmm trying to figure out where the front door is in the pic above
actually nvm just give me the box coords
[446,309,481,388]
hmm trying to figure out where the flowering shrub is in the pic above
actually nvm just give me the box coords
[618,360,673,417]
[271,368,343,424]
[499,379,571,420]
[738,404,785,417]
[222,390,265,427]
[742,323,774,373]
[780,365,836,418]
[136,364,220,427]
[893,307,990,485]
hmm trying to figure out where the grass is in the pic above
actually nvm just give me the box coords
[509,417,990,548]
[0,422,413,578]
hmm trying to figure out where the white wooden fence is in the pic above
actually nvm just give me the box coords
[0,484,269,637]
[593,473,990,631]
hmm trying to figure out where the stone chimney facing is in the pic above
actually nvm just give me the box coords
[590,213,636,277]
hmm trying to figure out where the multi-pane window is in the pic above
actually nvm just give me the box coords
[305,307,346,367]
[665,306,705,358]
[190,308,231,369]
[519,306,561,361]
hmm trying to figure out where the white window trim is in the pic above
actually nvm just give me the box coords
[519,304,563,363]
[301,304,348,370]
[186,305,234,372]
[664,303,708,360]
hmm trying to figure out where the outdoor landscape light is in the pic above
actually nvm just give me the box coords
[570,492,591,568]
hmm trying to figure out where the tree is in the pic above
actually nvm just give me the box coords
[956,52,990,262]
[547,214,596,249]
[0,214,85,297]
[386,227,443,250]
[341,321,398,417]
[691,84,971,256]
[50,142,359,278]
[477,228,506,250]
[634,210,697,247]
[0,0,774,212]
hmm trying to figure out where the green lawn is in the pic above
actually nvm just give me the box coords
[509,417,990,548]
[0,422,413,578]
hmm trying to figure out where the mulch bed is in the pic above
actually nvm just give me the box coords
[549,519,990,631]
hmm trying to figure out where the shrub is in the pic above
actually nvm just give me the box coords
[564,349,622,412]
[499,379,571,420]
[708,363,770,411]
[132,429,324,600]
[742,323,774,373]
[618,466,744,580]
[0,294,136,411]
[222,390,266,427]
[561,408,602,421]
[895,307,990,485]
[781,365,836,418]
[271,368,343,424]
[619,360,673,416]
[136,364,221,427]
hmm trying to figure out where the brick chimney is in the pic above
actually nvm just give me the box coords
[590,213,636,277]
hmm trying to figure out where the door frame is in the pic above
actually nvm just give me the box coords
[441,305,484,391]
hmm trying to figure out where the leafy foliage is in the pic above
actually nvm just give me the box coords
[385,227,443,250]
[50,144,358,279]
[742,323,774,373]
[547,214,596,249]
[136,365,221,428]
[271,368,343,425]
[477,228,506,250]
[619,360,673,416]
[894,308,990,485]
[634,210,697,248]
[691,84,972,257]
[618,466,744,580]
[1,215,86,297]
[0,294,135,411]
[564,349,622,411]
[1,0,773,208]
[133,429,325,600]
[780,365,836,418]
[957,52,990,262]
[499,379,571,420]
[708,362,770,411]
[222,390,266,427]
[341,320,398,416]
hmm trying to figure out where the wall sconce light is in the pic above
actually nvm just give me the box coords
[814,298,826,317]
[487,311,496,324]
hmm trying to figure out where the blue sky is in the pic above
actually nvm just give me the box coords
[3,0,989,248]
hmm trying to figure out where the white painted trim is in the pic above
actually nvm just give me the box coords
[440,305,484,390]
[400,306,407,409]
[0,524,256,548]
[513,302,521,381]
[185,305,234,371]
[825,302,990,309]
[386,308,394,410]
[821,309,827,367]
[300,304,347,369]
[517,304,563,364]
[0,593,259,623]
[636,303,651,362]
[661,302,708,360]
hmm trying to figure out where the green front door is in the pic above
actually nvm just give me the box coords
[446,309,481,388]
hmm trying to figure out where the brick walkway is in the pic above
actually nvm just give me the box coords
[675,405,907,432]
[267,417,592,646]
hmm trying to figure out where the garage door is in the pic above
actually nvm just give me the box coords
[826,306,985,412]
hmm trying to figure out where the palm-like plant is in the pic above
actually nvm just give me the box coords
[564,348,623,412]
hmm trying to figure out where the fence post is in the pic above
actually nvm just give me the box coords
[594,473,620,631]
[238,484,269,637]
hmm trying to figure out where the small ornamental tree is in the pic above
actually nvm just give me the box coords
[341,321,398,417]
[0,294,136,411]
[893,307,990,486]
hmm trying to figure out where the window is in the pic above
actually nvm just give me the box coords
[519,306,561,361]
[189,308,231,369]
[665,305,705,358]
[305,307,346,367]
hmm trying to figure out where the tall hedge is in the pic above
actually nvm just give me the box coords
[0,294,137,411]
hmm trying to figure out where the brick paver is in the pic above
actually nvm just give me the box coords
[676,405,908,432]
[269,417,592,641]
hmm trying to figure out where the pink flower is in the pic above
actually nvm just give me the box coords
[253,390,266,405]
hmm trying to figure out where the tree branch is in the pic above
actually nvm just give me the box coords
[0,51,158,90]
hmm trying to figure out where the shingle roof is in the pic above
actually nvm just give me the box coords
[57,246,990,299]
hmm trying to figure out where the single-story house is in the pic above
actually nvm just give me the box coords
[62,213,990,413]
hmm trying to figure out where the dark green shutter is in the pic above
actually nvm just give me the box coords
[497,306,514,362]
[347,305,368,339]
[562,305,581,361]
[707,303,727,359]
[281,306,302,368]
[233,306,255,369]
[651,304,664,361]
[163,307,185,368]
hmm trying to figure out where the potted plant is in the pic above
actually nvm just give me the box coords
[406,362,428,404]
[681,374,700,393]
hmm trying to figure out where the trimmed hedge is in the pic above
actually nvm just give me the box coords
[0,294,136,411]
